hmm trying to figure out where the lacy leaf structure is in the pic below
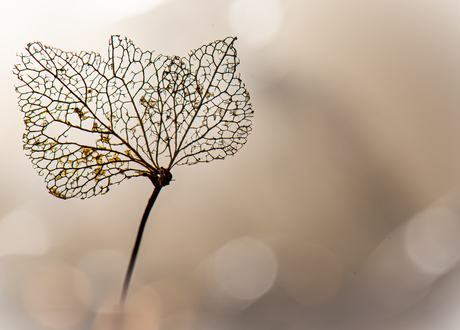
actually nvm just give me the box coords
[14,36,253,199]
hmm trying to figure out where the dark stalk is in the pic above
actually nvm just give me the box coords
[120,184,162,306]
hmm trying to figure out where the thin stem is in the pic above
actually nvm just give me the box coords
[120,184,162,307]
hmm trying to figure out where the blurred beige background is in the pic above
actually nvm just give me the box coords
[3,0,460,329]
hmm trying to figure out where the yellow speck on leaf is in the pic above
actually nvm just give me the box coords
[100,134,110,143]
[49,187,67,199]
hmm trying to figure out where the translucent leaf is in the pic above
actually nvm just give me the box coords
[14,36,253,199]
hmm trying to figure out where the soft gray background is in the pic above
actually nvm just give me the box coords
[3,0,460,329]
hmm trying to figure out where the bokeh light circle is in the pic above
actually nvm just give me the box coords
[213,237,278,301]
[405,207,460,275]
